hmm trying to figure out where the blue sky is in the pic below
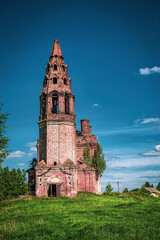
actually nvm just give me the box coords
[0,0,160,191]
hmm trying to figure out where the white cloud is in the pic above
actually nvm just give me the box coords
[92,103,101,107]
[26,141,37,152]
[151,66,160,73]
[140,175,160,179]
[95,126,152,136]
[7,141,37,160]
[107,155,160,168]
[155,145,160,151]
[102,146,160,191]
[139,67,151,75]
[102,170,160,181]
[141,144,160,156]
[135,118,160,124]
[139,66,160,75]
[7,151,26,159]
[30,146,37,152]
[28,152,36,157]
[101,170,160,191]
[142,151,160,156]
[26,141,37,157]
[95,118,160,137]
[17,163,26,166]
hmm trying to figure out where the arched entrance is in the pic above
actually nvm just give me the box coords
[48,183,61,197]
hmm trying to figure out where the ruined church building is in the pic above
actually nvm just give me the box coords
[28,40,101,197]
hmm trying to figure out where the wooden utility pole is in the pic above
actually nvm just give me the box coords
[117,181,119,192]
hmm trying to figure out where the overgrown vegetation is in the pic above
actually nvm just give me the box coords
[0,192,160,240]
[82,144,92,167]
[82,143,106,175]
[92,143,106,174]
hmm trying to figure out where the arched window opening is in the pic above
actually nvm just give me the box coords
[55,55,58,58]
[43,78,47,86]
[53,77,57,84]
[46,64,49,73]
[54,64,57,71]
[41,93,46,118]
[54,162,57,166]
[64,78,67,85]
[65,93,70,114]
[62,65,65,72]
[52,93,59,114]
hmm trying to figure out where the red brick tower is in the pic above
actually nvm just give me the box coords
[39,40,76,166]
[27,40,102,197]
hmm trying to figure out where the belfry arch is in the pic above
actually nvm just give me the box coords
[40,93,46,119]
[65,93,70,114]
[52,93,59,114]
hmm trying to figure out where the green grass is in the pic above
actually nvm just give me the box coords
[0,192,160,240]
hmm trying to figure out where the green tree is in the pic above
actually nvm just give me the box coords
[10,168,19,196]
[0,104,28,201]
[16,168,28,195]
[92,143,106,175]
[156,182,160,191]
[0,167,28,200]
[0,167,4,200]
[145,182,151,187]
[142,182,153,188]
[3,166,12,198]
[123,188,129,193]
[82,144,92,167]
[105,183,113,193]
[0,104,9,165]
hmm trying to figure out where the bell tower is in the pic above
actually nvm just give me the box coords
[38,40,76,166]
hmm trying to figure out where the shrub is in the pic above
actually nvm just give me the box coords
[105,183,113,193]
[130,188,150,197]
[123,188,129,194]
[156,182,160,191]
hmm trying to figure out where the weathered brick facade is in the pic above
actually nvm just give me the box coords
[27,40,101,197]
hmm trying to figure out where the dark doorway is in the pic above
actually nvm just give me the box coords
[48,184,61,197]
[48,184,56,197]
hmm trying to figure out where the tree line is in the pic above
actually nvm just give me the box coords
[0,104,27,200]
[105,181,160,195]
[0,167,27,200]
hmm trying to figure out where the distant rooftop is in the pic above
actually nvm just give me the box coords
[145,187,160,194]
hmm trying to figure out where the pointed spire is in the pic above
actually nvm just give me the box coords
[50,39,63,58]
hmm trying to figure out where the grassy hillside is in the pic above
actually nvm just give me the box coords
[0,192,160,240]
